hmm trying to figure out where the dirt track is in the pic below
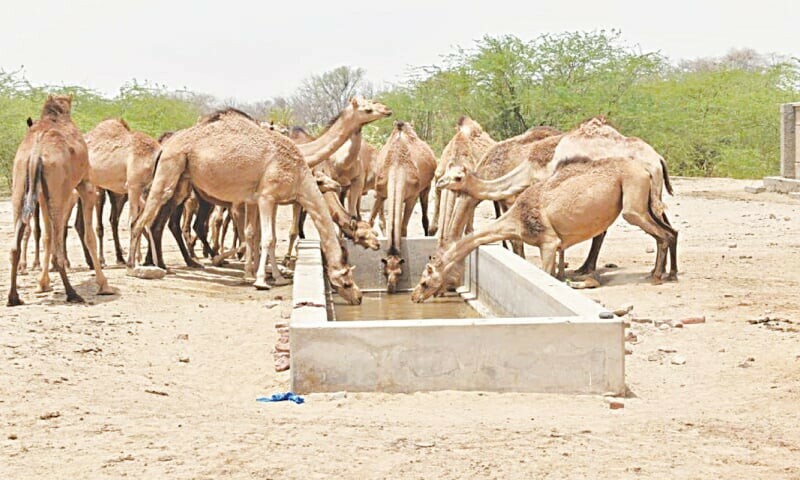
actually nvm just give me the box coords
[1,177,799,479]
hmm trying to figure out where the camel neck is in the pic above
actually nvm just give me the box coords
[298,173,346,268]
[298,116,354,168]
[464,161,534,201]
[441,217,517,270]
[323,191,353,225]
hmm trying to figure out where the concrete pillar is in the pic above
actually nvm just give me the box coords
[782,103,797,179]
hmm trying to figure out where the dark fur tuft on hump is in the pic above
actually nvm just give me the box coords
[201,107,257,124]
[118,118,130,130]
[157,131,175,143]
[457,115,468,126]
[554,156,593,171]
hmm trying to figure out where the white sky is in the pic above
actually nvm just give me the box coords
[2,0,795,101]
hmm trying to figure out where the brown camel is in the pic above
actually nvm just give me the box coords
[370,121,436,292]
[127,108,387,303]
[429,116,497,244]
[439,116,677,277]
[411,156,677,302]
[8,95,113,306]
[84,118,160,266]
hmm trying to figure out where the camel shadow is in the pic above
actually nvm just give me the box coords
[566,267,668,287]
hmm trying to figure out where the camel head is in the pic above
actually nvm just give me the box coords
[382,254,405,293]
[314,171,342,193]
[457,116,485,137]
[411,262,445,303]
[436,165,469,191]
[329,265,362,305]
[345,97,392,125]
[41,94,73,119]
[353,221,381,250]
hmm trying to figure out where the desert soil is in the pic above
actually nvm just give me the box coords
[1,177,799,479]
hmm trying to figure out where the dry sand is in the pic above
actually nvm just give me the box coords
[1,177,799,479]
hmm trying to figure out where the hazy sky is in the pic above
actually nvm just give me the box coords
[2,0,795,101]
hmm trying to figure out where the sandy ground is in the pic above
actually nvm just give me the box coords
[1,177,799,479]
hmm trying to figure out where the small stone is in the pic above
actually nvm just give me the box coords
[769,213,778,219]
[328,391,347,401]
[130,266,167,280]
[727,243,737,249]
[671,355,686,365]
[608,400,624,410]
[625,332,638,343]
[658,347,677,353]
[672,321,684,328]
[625,347,633,355]
[39,411,61,420]
[614,303,634,317]
[414,441,435,448]
[274,356,290,372]
[647,353,663,362]
[744,186,765,194]
[275,322,289,329]
[659,323,671,331]
[681,316,706,325]
[604,263,619,269]
[178,356,190,363]
[8,433,17,440]
[784,217,791,221]
[176,334,189,341]
[264,300,280,309]
[645,247,655,254]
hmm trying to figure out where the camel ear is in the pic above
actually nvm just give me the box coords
[270,120,274,126]
[26,117,33,128]
[381,258,388,265]
[350,97,359,108]
[399,258,405,264]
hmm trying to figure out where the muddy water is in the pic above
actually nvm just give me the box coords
[333,292,481,321]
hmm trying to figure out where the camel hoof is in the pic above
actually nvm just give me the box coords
[253,281,272,291]
[97,285,115,296]
[35,285,53,294]
[187,260,204,269]
[650,277,664,286]
[566,277,601,289]
[666,272,678,282]
[66,293,85,304]
[115,259,126,266]
[7,295,23,307]
[211,255,226,267]
[18,267,28,276]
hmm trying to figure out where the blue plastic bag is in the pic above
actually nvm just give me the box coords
[257,392,305,404]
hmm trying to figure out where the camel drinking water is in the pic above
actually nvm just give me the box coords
[411,156,678,303]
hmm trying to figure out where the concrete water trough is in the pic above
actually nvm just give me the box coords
[290,237,625,394]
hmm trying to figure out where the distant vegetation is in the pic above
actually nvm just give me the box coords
[2,30,799,193]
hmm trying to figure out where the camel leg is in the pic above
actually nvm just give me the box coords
[220,208,233,251]
[401,197,415,237]
[73,198,94,269]
[76,181,113,295]
[539,237,562,277]
[494,201,508,250]
[32,203,41,270]
[36,200,53,294]
[210,206,224,254]
[285,203,302,263]
[557,248,566,280]
[41,195,83,302]
[620,197,675,285]
[128,157,184,270]
[418,186,431,236]
[108,191,127,265]
[7,207,28,306]
[193,197,215,258]
[95,188,107,267]
[242,204,259,282]
[368,196,385,234]
[19,217,31,275]
[575,232,606,275]
[429,187,441,237]
[662,213,678,281]
[347,177,365,220]
[259,203,291,286]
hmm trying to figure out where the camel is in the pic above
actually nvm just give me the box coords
[438,116,677,278]
[369,121,436,292]
[126,107,390,304]
[8,95,113,306]
[411,156,677,302]
[429,116,497,244]
[84,118,160,266]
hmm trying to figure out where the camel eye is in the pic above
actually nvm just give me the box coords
[420,281,428,288]
[343,282,352,288]
[365,108,374,114]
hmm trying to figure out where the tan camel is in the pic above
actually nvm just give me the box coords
[429,116,497,243]
[84,118,160,265]
[411,156,677,302]
[8,95,113,306]
[439,117,677,277]
[369,121,436,292]
[127,108,384,303]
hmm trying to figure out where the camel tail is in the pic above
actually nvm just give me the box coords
[22,155,44,223]
[646,178,675,234]
[660,157,673,196]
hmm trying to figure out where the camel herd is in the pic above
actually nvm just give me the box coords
[6,94,678,308]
